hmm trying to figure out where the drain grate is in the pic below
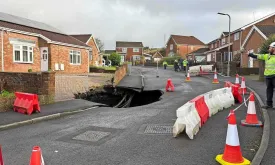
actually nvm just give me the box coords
[144,125,173,134]
[72,131,111,142]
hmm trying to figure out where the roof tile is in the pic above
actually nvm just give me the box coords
[171,35,205,45]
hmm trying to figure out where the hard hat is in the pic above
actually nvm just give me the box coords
[269,42,275,48]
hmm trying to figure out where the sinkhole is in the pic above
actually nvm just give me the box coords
[74,86,163,108]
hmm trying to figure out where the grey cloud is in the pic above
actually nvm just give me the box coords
[0,0,274,49]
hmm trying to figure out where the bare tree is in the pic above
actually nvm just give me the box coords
[95,38,104,52]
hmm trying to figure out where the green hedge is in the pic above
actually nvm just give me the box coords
[161,56,181,65]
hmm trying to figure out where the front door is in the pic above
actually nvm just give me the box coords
[121,55,125,63]
[40,47,48,71]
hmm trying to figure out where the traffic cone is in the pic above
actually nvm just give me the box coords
[216,110,250,165]
[235,74,240,87]
[185,70,191,82]
[241,92,263,127]
[29,146,45,165]
[166,79,175,92]
[240,77,247,94]
[0,145,3,165]
[212,69,219,84]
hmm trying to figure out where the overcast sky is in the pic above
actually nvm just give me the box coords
[0,0,274,49]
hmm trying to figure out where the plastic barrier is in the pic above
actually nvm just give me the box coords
[213,88,235,110]
[190,95,209,126]
[204,91,220,116]
[224,81,243,103]
[173,102,201,139]
[201,65,213,72]
[189,66,200,73]
[13,92,40,115]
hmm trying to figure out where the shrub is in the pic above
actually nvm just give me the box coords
[259,34,275,54]
[109,53,121,66]
[161,56,181,65]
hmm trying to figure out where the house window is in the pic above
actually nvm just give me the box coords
[13,45,33,63]
[211,44,213,48]
[70,50,81,64]
[89,51,93,61]
[133,48,139,52]
[122,48,127,53]
[222,38,226,45]
[224,52,233,61]
[234,32,240,41]
[215,43,217,48]
[170,44,173,50]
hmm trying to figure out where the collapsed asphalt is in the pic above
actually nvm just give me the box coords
[0,66,262,165]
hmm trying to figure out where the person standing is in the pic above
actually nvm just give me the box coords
[163,61,168,70]
[248,42,275,109]
[183,59,188,71]
[174,59,179,72]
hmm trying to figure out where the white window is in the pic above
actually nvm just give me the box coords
[122,48,127,53]
[70,50,81,64]
[234,32,240,41]
[133,48,139,52]
[89,51,93,61]
[222,38,226,45]
[215,43,217,48]
[170,44,173,50]
[13,45,33,63]
[211,44,213,48]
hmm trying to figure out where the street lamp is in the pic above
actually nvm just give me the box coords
[218,12,231,77]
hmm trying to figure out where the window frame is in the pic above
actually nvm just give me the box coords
[13,44,34,64]
[122,48,127,53]
[69,50,81,65]
[133,48,139,52]
[234,32,240,41]
[89,50,93,61]
[222,38,226,45]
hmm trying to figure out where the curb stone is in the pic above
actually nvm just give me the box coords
[0,106,99,131]
[200,75,270,165]
[247,87,270,165]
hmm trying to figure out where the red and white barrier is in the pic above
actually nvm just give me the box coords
[173,102,201,139]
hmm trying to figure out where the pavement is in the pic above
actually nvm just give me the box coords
[0,99,106,130]
[0,67,263,165]
[201,73,274,165]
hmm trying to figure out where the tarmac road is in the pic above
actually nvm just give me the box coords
[0,66,262,165]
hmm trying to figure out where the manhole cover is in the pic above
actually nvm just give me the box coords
[144,125,173,134]
[72,131,111,142]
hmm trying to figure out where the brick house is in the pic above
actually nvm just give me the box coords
[165,35,207,58]
[0,12,92,73]
[205,12,275,68]
[116,41,143,62]
[70,34,101,66]
[242,25,275,68]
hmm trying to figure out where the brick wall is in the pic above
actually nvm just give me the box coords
[166,38,177,57]
[114,64,128,85]
[49,44,89,73]
[0,71,55,105]
[86,37,100,66]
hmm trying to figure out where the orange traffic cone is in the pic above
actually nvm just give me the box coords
[29,146,45,165]
[216,110,250,165]
[212,69,219,84]
[235,74,240,87]
[240,77,247,94]
[0,145,3,165]
[185,70,191,82]
[241,92,263,127]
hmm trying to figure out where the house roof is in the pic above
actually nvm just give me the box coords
[222,32,229,36]
[116,41,143,47]
[104,50,116,54]
[256,25,275,37]
[0,12,64,34]
[170,35,205,45]
[152,51,163,58]
[0,13,89,48]
[188,48,209,55]
[70,34,91,43]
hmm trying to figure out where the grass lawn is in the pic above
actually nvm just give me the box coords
[90,66,117,71]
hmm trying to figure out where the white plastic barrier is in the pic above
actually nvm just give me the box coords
[173,102,201,139]
[189,66,200,73]
[201,65,213,72]
[213,87,235,110]
[204,91,220,117]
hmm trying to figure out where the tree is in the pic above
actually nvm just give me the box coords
[95,38,104,52]
[258,34,275,81]
[109,53,121,66]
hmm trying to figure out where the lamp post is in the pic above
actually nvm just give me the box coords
[218,12,231,76]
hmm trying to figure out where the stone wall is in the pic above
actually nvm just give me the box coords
[114,64,128,85]
[0,71,55,112]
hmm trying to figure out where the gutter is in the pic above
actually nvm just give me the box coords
[1,30,4,71]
